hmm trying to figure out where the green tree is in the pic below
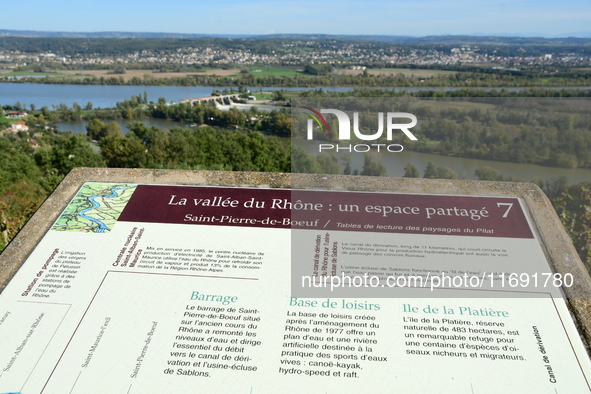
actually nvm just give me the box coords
[291,145,319,174]
[86,119,122,141]
[403,163,419,178]
[86,118,106,141]
[273,90,287,101]
[112,66,126,74]
[41,106,55,121]
[104,122,123,138]
[475,166,505,181]
[35,135,106,176]
[424,161,438,179]
[544,176,569,199]
[341,153,352,175]
[72,102,82,120]
[0,138,50,248]
[265,111,291,134]
[316,153,342,174]
[532,176,545,189]
[303,64,332,76]
[436,166,458,180]
[0,139,44,193]
[361,154,386,176]
[423,162,458,179]
[0,181,46,249]
[100,135,146,168]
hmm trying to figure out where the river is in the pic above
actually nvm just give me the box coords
[295,140,591,184]
[0,83,353,109]
[3,83,590,110]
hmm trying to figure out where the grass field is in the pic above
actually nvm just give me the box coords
[248,66,304,77]
[0,70,74,79]
[59,69,242,81]
[0,66,456,82]
[417,101,497,110]
[339,68,457,78]
[250,92,276,100]
[0,115,19,129]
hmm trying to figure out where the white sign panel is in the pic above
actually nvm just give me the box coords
[0,183,589,393]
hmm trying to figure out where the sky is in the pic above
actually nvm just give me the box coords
[3,0,591,37]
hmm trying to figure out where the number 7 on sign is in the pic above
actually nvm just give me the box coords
[497,202,513,218]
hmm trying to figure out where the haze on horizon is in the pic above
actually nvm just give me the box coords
[2,0,591,38]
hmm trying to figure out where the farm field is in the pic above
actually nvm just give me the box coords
[338,68,457,77]
[59,69,242,81]
[417,100,497,110]
[0,70,74,79]
[248,66,304,77]
[1,66,456,82]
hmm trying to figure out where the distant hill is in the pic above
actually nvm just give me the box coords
[1,30,591,45]
[258,34,591,45]
[0,30,252,39]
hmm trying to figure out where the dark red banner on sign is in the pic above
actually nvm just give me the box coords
[117,185,534,239]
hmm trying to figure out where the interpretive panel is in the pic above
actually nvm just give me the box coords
[0,182,589,393]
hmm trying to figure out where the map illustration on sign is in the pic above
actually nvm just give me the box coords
[51,183,137,233]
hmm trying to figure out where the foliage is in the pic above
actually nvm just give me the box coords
[34,134,106,175]
[100,122,291,172]
[423,162,438,179]
[0,137,61,248]
[361,154,386,176]
[553,185,591,271]
[0,181,46,249]
[435,166,458,179]
[303,64,333,76]
[403,163,419,178]
[86,119,123,141]
[475,166,505,181]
